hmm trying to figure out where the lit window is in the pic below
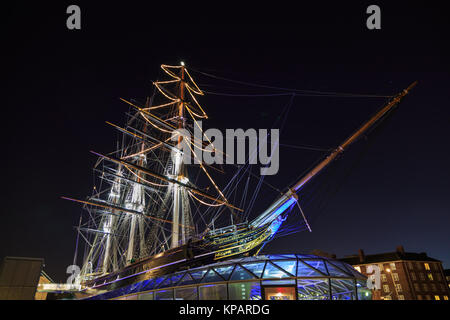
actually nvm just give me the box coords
[434,295,440,300]
[393,273,399,281]
[381,274,387,282]
[424,263,430,271]
[398,295,405,300]
[354,266,361,273]
[395,284,402,292]
[411,272,416,281]
[427,273,433,281]
[390,263,397,271]
[417,295,422,300]
[384,295,392,300]
[444,296,449,301]
[383,285,390,293]
[408,262,413,270]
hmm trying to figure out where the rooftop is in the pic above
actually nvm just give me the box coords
[339,246,441,265]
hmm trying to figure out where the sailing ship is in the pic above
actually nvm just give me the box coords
[64,63,416,295]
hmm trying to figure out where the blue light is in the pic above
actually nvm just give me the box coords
[272,197,296,217]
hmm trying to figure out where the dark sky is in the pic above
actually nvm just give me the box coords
[2,2,449,282]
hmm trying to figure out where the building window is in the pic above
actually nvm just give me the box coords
[395,284,402,292]
[431,284,436,292]
[408,262,413,270]
[427,273,434,281]
[354,266,361,273]
[416,262,421,269]
[381,274,387,282]
[411,272,416,281]
[417,295,422,300]
[414,283,420,292]
[419,273,425,281]
[434,295,440,300]
[444,296,449,301]
[398,295,405,300]
[384,295,392,300]
[424,263,430,271]
[390,263,396,271]
[393,273,399,281]
[440,284,446,292]
[422,284,428,292]
[383,285,390,293]
[379,264,384,271]
[436,273,441,281]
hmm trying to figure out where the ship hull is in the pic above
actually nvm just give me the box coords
[80,218,283,297]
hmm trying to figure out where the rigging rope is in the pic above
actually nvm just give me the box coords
[189,67,393,98]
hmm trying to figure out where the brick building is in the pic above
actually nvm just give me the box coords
[339,246,449,300]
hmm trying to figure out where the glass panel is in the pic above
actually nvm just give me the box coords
[175,287,198,300]
[262,279,296,286]
[331,261,358,277]
[190,269,208,281]
[262,262,290,279]
[272,260,297,276]
[201,269,224,283]
[356,280,372,301]
[341,263,365,278]
[154,276,166,288]
[301,259,329,276]
[331,279,355,300]
[241,262,266,278]
[138,292,154,300]
[297,278,330,300]
[154,289,174,300]
[326,262,351,278]
[228,281,261,300]
[128,281,143,293]
[125,295,137,300]
[178,273,197,286]
[230,265,256,281]
[297,260,325,277]
[159,276,172,288]
[170,273,185,286]
[199,284,227,300]
[213,265,234,281]
[140,279,156,291]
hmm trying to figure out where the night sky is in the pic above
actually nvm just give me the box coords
[2,2,449,282]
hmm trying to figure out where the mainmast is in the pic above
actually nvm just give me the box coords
[251,81,418,228]
[171,63,186,248]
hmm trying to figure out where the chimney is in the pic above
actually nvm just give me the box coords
[396,245,405,255]
[358,249,365,263]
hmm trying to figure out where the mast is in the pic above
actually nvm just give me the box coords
[251,81,418,228]
[171,63,186,249]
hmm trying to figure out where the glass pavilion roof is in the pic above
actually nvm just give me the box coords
[86,254,366,300]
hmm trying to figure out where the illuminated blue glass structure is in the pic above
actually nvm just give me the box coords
[85,254,371,300]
